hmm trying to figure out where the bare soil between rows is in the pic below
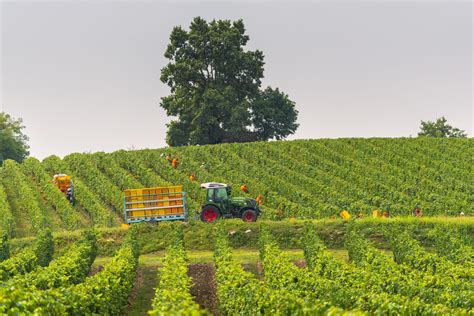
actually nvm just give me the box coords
[188,264,218,315]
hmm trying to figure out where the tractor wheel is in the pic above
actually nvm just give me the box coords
[241,209,257,222]
[200,206,220,223]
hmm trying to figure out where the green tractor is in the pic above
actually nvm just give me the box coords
[199,182,261,222]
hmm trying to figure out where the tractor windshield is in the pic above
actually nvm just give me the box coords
[206,187,228,202]
[215,188,228,201]
[206,189,214,201]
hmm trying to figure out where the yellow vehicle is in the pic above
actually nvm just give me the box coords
[123,185,186,223]
[53,174,74,203]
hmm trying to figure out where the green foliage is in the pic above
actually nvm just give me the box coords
[42,155,114,227]
[303,222,345,275]
[258,227,361,314]
[10,230,96,290]
[0,231,98,313]
[0,229,54,281]
[307,227,445,313]
[418,116,467,138]
[214,225,266,314]
[347,227,472,310]
[64,153,124,214]
[149,138,472,217]
[149,223,205,315]
[34,228,54,267]
[160,17,298,146]
[63,230,139,315]
[0,232,9,261]
[0,159,48,233]
[3,222,472,314]
[388,227,473,281]
[0,230,138,315]
[93,152,143,190]
[252,87,299,140]
[7,217,473,258]
[0,112,29,164]
[2,137,472,235]
[0,248,37,282]
[428,224,474,265]
[21,157,80,230]
[0,184,13,237]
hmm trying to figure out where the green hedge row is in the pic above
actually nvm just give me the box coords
[8,217,474,257]
[149,224,205,315]
[0,229,53,282]
[0,230,138,315]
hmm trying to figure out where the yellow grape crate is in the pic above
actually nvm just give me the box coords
[123,185,186,223]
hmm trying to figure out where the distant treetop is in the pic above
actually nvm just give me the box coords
[159,17,299,146]
[0,112,30,164]
[418,117,467,138]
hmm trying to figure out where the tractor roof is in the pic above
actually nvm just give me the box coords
[200,182,228,189]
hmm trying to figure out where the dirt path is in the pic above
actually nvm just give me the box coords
[125,265,158,316]
[188,264,218,315]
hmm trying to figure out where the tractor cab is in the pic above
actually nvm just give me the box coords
[53,174,75,204]
[199,182,260,223]
[204,183,231,203]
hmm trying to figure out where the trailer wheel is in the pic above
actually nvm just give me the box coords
[241,209,257,222]
[200,206,220,223]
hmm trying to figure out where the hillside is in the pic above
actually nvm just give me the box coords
[0,137,472,237]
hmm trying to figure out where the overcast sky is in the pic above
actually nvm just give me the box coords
[1,0,472,159]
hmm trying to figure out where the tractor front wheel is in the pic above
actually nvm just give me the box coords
[200,206,220,223]
[241,209,257,222]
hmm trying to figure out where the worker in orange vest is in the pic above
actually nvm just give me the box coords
[172,158,179,169]
[240,184,248,193]
[189,173,197,181]
[256,194,262,206]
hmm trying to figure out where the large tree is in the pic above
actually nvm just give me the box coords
[418,117,467,138]
[0,112,29,164]
[160,17,299,146]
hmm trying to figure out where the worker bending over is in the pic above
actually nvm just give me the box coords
[189,173,197,181]
[172,158,179,169]
[240,184,248,193]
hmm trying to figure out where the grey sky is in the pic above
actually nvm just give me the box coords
[1,0,472,159]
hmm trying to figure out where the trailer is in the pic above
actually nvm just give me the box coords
[124,185,186,223]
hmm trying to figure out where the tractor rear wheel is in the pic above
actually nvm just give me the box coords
[200,206,220,223]
[241,209,257,222]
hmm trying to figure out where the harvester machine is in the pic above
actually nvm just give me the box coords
[53,174,75,204]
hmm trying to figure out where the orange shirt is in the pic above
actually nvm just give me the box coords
[172,159,178,168]
[240,185,248,193]
[256,194,262,205]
